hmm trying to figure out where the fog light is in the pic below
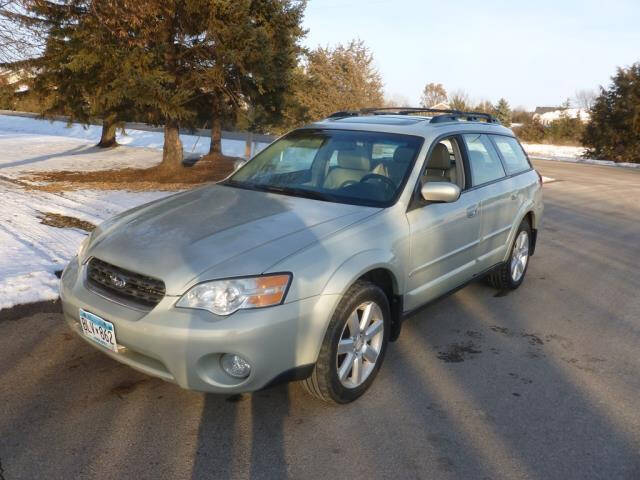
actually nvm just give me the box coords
[220,354,251,379]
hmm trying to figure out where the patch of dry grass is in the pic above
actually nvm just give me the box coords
[24,153,240,192]
[38,212,96,232]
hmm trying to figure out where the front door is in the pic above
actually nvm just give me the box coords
[405,191,483,311]
[404,136,482,311]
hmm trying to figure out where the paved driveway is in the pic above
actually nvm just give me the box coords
[1,159,639,479]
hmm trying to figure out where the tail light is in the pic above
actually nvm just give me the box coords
[536,170,543,186]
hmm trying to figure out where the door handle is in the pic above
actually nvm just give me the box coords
[510,193,518,200]
[466,204,478,218]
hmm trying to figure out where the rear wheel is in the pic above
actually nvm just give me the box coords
[302,280,390,404]
[487,218,532,290]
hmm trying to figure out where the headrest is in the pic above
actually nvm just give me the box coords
[337,150,370,170]
[393,147,414,164]
[429,143,451,170]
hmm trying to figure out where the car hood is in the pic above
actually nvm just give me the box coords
[87,184,379,295]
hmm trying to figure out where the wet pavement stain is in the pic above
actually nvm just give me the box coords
[437,342,482,363]
[110,379,148,399]
[521,333,544,346]
[489,325,513,336]
[508,372,533,384]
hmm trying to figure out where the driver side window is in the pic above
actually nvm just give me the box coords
[422,137,464,188]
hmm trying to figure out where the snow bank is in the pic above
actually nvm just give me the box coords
[0,114,270,166]
[534,108,590,125]
[0,177,172,310]
[522,143,640,169]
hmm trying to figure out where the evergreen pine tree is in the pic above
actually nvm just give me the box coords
[280,40,384,129]
[16,1,152,148]
[494,98,512,126]
[199,0,306,155]
[583,63,640,163]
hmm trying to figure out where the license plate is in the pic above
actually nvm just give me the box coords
[79,309,118,352]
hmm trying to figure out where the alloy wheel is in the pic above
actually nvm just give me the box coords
[336,301,384,388]
[510,230,530,282]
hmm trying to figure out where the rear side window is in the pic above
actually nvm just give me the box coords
[492,136,531,175]
[462,134,506,186]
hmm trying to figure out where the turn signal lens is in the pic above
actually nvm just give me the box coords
[246,274,290,307]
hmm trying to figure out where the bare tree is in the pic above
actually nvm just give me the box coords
[448,89,471,111]
[386,92,411,107]
[420,82,447,107]
[574,89,597,110]
[0,1,43,64]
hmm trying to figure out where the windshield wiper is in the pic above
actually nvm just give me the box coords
[224,180,335,202]
[262,185,336,202]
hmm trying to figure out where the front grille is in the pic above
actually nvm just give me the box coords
[87,258,166,308]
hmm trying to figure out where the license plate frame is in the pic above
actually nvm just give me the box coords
[79,308,118,352]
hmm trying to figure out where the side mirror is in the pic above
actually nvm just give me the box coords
[421,181,461,203]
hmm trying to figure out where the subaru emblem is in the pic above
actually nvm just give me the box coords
[109,273,126,289]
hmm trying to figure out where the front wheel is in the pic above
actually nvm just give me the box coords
[487,219,532,290]
[302,280,390,404]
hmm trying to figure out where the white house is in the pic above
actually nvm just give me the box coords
[533,107,590,125]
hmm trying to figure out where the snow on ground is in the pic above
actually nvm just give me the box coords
[0,114,270,177]
[0,178,171,310]
[522,143,640,169]
[522,143,586,160]
[0,112,274,310]
[0,114,634,310]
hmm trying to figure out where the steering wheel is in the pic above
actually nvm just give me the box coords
[359,173,396,191]
[339,179,359,188]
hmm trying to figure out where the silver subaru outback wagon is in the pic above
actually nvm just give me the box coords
[60,108,543,404]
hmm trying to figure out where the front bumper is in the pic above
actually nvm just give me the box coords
[60,258,339,393]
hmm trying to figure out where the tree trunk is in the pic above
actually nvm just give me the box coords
[244,131,253,159]
[161,122,183,170]
[97,117,118,148]
[209,98,223,155]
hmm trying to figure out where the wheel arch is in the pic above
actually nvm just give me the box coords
[322,250,405,342]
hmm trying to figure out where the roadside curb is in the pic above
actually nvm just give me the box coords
[0,298,62,321]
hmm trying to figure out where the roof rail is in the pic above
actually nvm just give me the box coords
[327,107,500,124]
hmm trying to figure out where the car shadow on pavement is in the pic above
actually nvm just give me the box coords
[191,387,290,480]
[394,278,640,479]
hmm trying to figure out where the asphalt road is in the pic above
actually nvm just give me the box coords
[1,159,639,480]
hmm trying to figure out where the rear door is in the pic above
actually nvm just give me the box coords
[461,133,511,271]
[490,134,534,228]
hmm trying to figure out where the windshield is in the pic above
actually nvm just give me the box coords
[226,129,424,207]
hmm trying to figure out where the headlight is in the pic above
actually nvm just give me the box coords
[176,274,291,316]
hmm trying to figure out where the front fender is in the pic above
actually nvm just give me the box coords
[321,249,404,296]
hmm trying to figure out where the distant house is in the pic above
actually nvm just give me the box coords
[429,102,451,110]
[534,106,559,115]
[533,106,590,124]
[0,68,31,93]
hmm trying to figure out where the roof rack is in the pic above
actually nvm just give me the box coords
[327,107,501,124]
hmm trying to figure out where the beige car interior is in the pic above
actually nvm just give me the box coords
[322,137,464,192]
[323,149,371,189]
[422,138,464,188]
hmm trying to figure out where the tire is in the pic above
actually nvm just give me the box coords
[487,218,532,291]
[302,280,390,404]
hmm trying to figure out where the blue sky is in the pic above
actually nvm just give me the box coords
[302,0,640,109]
